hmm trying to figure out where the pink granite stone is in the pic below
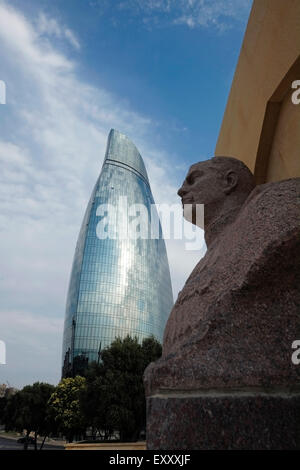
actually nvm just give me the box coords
[144,157,300,449]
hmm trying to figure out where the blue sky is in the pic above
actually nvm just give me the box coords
[0,0,252,388]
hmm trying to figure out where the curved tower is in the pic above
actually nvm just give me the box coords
[62,129,173,376]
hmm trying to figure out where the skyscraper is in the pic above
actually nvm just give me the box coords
[62,129,173,376]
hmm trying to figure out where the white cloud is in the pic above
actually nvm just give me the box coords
[172,0,252,30]
[0,1,205,388]
[101,0,252,31]
[37,12,81,50]
[0,3,72,70]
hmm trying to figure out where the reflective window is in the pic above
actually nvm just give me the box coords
[62,130,173,376]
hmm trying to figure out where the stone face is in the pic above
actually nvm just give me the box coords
[144,176,300,450]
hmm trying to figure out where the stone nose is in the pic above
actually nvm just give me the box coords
[177,185,187,197]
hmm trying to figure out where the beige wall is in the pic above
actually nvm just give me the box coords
[266,88,300,182]
[215,0,300,183]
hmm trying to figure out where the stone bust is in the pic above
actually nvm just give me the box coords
[177,156,256,244]
[144,156,300,449]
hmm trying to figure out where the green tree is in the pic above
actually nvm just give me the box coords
[78,362,112,440]
[0,396,7,425]
[4,382,56,450]
[48,376,86,442]
[3,391,24,434]
[80,335,162,441]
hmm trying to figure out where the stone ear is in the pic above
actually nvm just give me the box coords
[224,170,238,194]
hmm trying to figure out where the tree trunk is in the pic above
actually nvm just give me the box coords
[39,434,47,450]
[23,430,30,451]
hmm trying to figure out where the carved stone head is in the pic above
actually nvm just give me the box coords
[177,156,256,229]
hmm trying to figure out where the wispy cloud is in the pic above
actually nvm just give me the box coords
[94,0,252,31]
[172,0,252,30]
[0,1,203,387]
[37,12,81,50]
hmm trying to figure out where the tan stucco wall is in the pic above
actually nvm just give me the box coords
[266,88,300,181]
[215,0,300,183]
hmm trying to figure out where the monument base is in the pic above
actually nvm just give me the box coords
[146,392,300,450]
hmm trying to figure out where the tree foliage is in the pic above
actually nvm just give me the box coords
[0,335,162,445]
[80,335,162,441]
[48,376,86,442]
[4,382,56,449]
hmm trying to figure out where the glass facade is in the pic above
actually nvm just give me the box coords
[62,129,173,377]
